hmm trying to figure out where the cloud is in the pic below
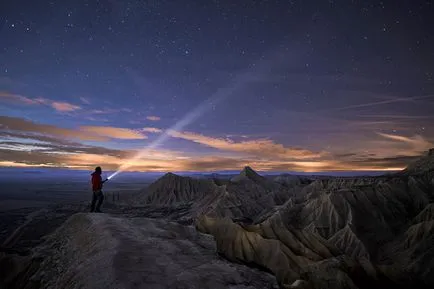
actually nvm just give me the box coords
[0,91,132,115]
[376,132,433,153]
[168,130,325,160]
[0,131,80,146]
[37,98,81,112]
[79,126,147,140]
[91,109,117,114]
[142,127,162,133]
[0,139,187,172]
[0,91,39,105]
[0,92,82,112]
[327,132,433,168]
[90,107,132,114]
[347,155,420,169]
[84,116,109,122]
[51,101,81,112]
[0,115,107,141]
[146,115,161,121]
[0,119,416,173]
[377,132,425,144]
[0,160,52,168]
[0,116,148,141]
[0,117,426,173]
[0,145,408,172]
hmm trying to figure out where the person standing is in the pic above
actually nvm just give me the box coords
[90,166,107,212]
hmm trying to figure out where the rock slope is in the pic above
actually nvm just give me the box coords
[136,149,434,288]
[193,151,434,288]
[1,213,279,289]
[138,166,309,222]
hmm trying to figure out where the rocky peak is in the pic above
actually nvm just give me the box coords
[240,166,258,177]
[231,166,265,183]
[160,172,181,180]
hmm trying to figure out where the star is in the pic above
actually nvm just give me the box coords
[0,0,432,173]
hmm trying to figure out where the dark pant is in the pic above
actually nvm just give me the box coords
[90,190,104,212]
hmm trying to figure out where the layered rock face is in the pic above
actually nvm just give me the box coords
[139,167,309,223]
[137,172,219,205]
[137,151,434,288]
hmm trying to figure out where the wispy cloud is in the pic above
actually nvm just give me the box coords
[90,107,132,114]
[84,116,109,122]
[79,126,147,140]
[0,91,40,105]
[0,92,82,112]
[376,132,433,153]
[0,115,106,141]
[142,127,162,133]
[168,130,325,160]
[51,101,81,112]
[0,116,146,141]
[146,115,161,121]
[91,108,117,114]
[0,116,428,172]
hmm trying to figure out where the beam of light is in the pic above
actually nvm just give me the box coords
[108,67,267,180]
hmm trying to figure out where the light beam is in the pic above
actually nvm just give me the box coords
[108,51,282,179]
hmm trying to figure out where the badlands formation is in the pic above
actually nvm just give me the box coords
[1,149,434,289]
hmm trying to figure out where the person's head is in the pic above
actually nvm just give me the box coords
[95,166,102,174]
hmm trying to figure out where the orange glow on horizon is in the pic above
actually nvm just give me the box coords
[0,158,405,173]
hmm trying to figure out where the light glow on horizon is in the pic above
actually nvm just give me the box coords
[0,160,405,173]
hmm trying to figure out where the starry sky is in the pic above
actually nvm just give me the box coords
[0,0,433,173]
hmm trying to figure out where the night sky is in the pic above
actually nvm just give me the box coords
[0,0,433,173]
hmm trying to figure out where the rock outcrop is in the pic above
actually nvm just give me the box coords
[137,172,219,206]
[2,213,279,289]
[231,166,267,183]
[132,157,434,287]
[138,167,304,222]
[195,155,434,288]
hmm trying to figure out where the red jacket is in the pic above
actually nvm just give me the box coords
[91,172,102,191]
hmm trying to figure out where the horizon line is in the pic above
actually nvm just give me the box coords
[0,166,400,175]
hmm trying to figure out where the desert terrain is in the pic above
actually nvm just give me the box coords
[0,149,433,289]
